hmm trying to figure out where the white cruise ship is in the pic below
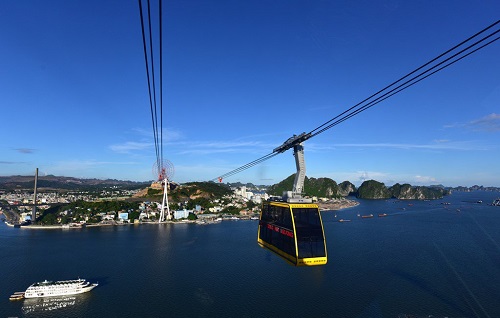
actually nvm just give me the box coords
[24,278,98,298]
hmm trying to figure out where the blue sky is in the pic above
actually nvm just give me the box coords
[1,0,499,187]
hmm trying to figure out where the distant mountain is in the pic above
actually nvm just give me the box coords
[266,176,450,200]
[0,175,150,191]
[452,185,500,192]
[225,181,268,190]
[357,180,449,200]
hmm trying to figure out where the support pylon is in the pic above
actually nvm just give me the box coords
[159,179,171,222]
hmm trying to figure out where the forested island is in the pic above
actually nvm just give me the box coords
[356,180,449,200]
[267,175,449,200]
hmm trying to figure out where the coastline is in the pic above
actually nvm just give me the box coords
[318,198,359,211]
[3,199,359,230]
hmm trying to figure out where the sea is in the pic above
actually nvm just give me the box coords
[1,191,500,318]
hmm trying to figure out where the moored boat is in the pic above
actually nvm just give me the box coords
[9,292,25,301]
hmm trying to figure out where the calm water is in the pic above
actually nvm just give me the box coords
[2,191,500,318]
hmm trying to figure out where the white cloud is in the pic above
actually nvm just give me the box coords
[308,140,487,152]
[131,127,184,142]
[317,170,443,187]
[468,113,500,132]
[444,113,500,132]
[175,141,270,156]
[318,170,389,186]
[414,175,437,184]
[109,141,153,153]
[15,148,36,154]
[41,160,142,180]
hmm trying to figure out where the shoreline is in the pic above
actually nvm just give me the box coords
[3,199,360,230]
[318,198,359,211]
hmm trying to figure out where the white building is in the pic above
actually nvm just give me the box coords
[174,209,192,219]
[208,206,223,213]
[251,195,262,204]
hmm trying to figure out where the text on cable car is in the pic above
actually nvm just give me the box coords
[266,224,294,238]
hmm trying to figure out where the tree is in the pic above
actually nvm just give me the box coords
[129,211,140,221]
[222,206,240,215]
[41,213,57,225]
[246,200,257,210]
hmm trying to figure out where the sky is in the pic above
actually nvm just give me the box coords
[1,0,499,187]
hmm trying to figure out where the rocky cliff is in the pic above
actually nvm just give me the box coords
[338,181,357,196]
[390,183,447,199]
[357,180,448,200]
[357,180,392,199]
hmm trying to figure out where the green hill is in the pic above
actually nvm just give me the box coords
[357,180,448,199]
[267,175,340,198]
[357,180,392,199]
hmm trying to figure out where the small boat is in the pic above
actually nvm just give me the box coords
[338,219,351,222]
[361,214,373,218]
[9,292,25,301]
[378,213,388,217]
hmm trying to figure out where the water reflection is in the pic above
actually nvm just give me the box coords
[21,294,90,316]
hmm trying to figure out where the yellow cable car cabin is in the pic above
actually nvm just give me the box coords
[256,133,327,266]
[258,200,327,266]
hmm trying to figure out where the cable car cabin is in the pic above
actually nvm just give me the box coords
[258,200,327,266]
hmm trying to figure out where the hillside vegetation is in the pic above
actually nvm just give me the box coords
[267,176,447,200]
[357,180,449,200]
[267,175,349,198]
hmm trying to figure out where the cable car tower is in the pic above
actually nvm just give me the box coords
[153,160,174,222]
[273,132,312,203]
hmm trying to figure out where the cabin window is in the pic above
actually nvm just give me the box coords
[259,204,296,257]
[293,207,326,258]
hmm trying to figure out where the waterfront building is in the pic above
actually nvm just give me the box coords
[173,209,192,219]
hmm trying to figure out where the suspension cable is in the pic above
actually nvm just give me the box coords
[139,0,164,178]
[159,0,164,167]
[310,26,500,138]
[212,20,500,182]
